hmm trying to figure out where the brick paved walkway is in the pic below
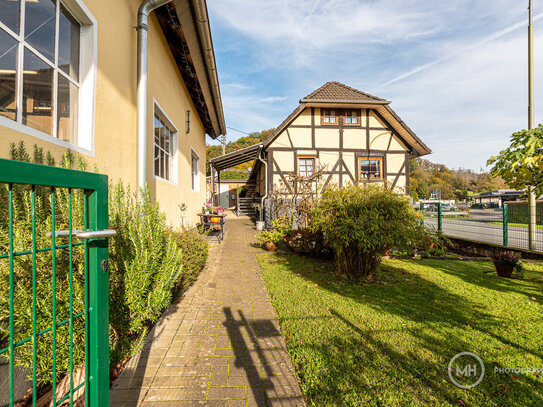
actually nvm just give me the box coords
[110,215,305,406]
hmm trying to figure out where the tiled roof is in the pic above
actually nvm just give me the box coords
[301,81,387,103]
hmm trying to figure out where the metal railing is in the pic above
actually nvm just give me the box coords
[422,202,543,252]
[0,158,112,406]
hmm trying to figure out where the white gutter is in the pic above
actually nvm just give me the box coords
[137,0,172,191]
[191,0,226,136]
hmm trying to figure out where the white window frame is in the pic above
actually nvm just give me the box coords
[0,0,97,156]
[153,100,178,185]
[190,147,200,192]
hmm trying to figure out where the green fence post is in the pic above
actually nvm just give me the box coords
[438,202,442,232]
[86,179,110,406]
[420,203,425,226]
[503,203,508,247]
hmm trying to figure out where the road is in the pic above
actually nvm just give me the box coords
[424,209,543,253]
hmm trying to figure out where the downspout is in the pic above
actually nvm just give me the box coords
[256,150,268,223]
[137,0,172,191]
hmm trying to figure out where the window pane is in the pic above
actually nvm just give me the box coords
[154,115,160,142]
[57,73,78,143]
[165,130,170,154]
[25,0,56,63]
[160,149,165,179]
[0,0,20,33]
[165,152,169,180]
[154,155,159,177]
[330,116,336,123]
[58,3,80,81]
[360,160,370,177]
[159,122,165,148]
[22,48,53,135]
[0,28,18,120]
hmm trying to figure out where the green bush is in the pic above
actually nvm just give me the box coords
[108,184,187,362]
[286,228,333,259]
[0,145,87,385]
[311,184,428,280]
[170,229,209,295]
[0,142,209,387]
[256,228,285,245]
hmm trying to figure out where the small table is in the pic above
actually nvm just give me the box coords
[197,213,227,242]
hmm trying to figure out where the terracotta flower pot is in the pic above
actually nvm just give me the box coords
[494,262,514,278]
[264,242,278,252]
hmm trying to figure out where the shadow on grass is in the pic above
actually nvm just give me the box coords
[260,254,543,406]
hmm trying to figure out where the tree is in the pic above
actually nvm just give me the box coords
[487,125,543,197]
[206,128,275,175]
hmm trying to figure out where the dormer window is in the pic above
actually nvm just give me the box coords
[321,109,337,125]
[344,109,360,126]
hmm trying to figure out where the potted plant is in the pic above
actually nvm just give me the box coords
[202,202,212,214]
[272,216,293,243]
[490,250,522,278]
[253,203,265,230]
[256,229,283,252]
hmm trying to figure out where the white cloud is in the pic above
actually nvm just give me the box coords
[208,1,543,169]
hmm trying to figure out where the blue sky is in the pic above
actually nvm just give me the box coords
[206,1,543,171]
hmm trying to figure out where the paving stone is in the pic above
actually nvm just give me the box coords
[207,386,246,400]
[210,365,229,387]
[111,216,305,406]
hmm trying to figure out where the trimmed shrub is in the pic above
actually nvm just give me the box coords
[170,229,209,295]
[108,184,186,362]
[286,228,333,259]
[311,184,428,280]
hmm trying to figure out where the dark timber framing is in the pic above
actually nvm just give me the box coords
[265,106,411,195]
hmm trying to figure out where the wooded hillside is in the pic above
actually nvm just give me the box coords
[206,129,274,178]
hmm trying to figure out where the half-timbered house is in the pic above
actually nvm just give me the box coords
[209,81,431,219]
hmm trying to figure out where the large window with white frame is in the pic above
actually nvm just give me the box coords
[153,107,177,182]
[0,0,85,144]
[191,149,200,192]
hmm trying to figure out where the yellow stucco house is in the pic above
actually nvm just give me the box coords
[0,0,225,226]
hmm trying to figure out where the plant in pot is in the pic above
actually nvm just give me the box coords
[202,202,212,214]
[490,250,522,278]
[253,202,265,230]
[256,228,284,252]
[272,216,293,243]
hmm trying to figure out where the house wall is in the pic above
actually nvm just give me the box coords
[0,0,208,228]
[265,107,411,195]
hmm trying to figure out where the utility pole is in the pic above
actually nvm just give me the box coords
[528,0,537,250]
[222,134,226,155]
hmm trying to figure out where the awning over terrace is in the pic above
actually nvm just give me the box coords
[208,143,264,206]
[209,143,263,171]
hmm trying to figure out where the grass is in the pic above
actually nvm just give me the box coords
[487,221,543,230]
[257,254,543,406]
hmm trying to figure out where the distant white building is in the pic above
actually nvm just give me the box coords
[472,190,525,208]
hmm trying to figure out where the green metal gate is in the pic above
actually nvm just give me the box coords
[0,158,112,406]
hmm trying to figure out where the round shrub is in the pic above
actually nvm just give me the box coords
[286,228,333,259]
[311,184,427,280]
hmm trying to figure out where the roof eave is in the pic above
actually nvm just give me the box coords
[299,99,391,105]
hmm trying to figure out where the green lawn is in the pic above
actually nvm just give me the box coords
[487,221,543,230]
[257,254,543,406]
